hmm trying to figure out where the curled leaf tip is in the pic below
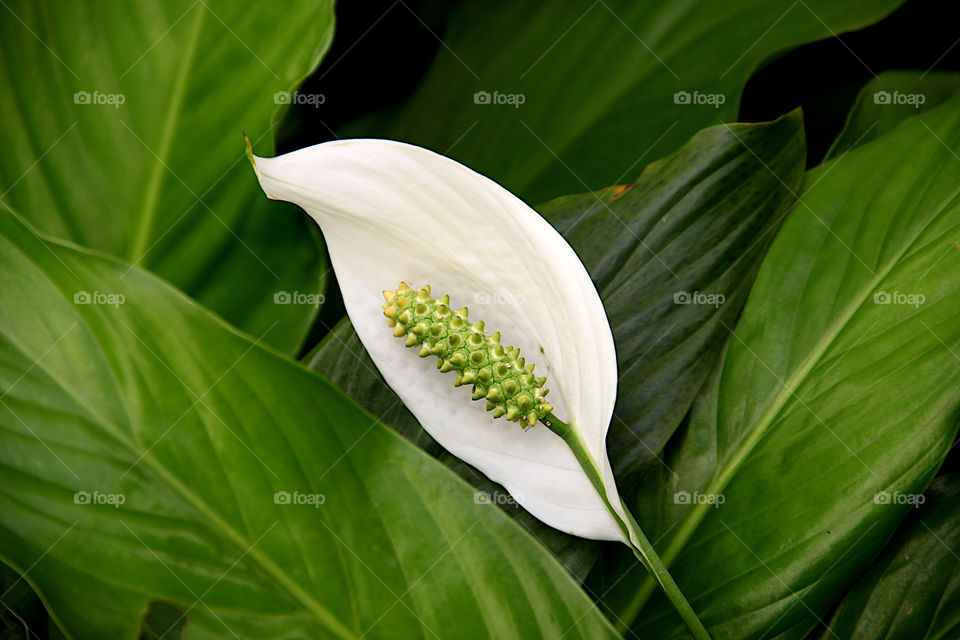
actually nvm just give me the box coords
[383,282,553,428]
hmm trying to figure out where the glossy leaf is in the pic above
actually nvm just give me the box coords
[0,0,332,354]
[826,71,960,160]
[340,0,902,202]
[819,474,960,640]
[601,91,960,638]
[0,210,620,640]
[541,111,805,494]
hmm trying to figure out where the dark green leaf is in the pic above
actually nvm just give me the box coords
[0,0,332,354]
[601,88,960,640]
[0,210,620,640]
[826,71,960,160]
[819,474,960,640]
[541,111,805,494]
[340,0,902,203]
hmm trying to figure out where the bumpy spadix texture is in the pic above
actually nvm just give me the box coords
[250,139,627,542]
[384,283,553,427]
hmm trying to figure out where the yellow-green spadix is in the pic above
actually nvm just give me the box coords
[383,282,553,428]
[249,138,627,542]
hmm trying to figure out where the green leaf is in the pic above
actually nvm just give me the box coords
[599,89,960,638]
[340,0,902,203]
[1,561,46,637]
[826,71,960,160]
[0,0,332,354]
[818,474,960,640]
[540,111,805,494]
[0,210,620,640]
[303,317,602,584]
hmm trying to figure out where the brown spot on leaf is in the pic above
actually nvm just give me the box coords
[608,182,636,199]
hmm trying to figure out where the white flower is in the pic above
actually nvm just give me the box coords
[250,139,627,541]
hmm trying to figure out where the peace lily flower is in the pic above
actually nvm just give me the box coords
[247,138,710,639]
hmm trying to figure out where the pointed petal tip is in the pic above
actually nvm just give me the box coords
[244,136,286,203]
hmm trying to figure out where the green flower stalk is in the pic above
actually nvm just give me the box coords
[383,282,553,427]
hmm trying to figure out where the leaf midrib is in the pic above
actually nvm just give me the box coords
[51,362,358,638]
[128,5,206,261]
[629,162,960,617]
[0,264,359,640]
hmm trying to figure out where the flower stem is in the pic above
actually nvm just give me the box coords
[542,412,711,640]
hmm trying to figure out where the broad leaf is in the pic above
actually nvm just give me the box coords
[819,474,960,640]
[340,0,902,203]
[0,210,620,640]
[540,111,805,494]
[826,71,960,160]
[0,0,332,354]
[598,88,960,639]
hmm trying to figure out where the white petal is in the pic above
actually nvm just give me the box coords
[253,139,626,541]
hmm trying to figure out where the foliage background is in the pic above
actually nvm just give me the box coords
[3,0,960,638]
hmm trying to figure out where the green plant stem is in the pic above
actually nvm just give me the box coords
[542,413,711,640]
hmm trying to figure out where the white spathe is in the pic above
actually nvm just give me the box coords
[252,139,626,542]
